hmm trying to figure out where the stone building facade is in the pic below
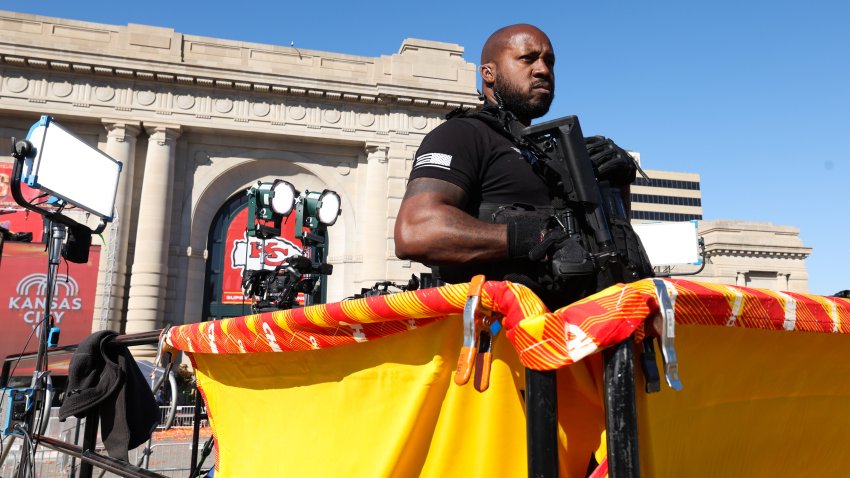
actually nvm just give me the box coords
[696,220,812,292]
[0,11,479,333]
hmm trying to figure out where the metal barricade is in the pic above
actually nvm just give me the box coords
[1,407,215,478]
[159,406,207,429]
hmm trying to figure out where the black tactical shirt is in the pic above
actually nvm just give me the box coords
[406,115,587,307]
[409,116,551,217]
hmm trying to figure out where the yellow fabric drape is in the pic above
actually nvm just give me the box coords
[192,317,605,477]
[638,325,850,477]
[167,279,850,476]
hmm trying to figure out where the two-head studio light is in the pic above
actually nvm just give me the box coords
[247,180,341,239]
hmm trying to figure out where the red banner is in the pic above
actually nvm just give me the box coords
[0,242,101,371]
[0,162,45,242]
[221,208,305,304]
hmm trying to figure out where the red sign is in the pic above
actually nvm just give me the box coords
[0,242,101,369]
[221,208,305,304]
[0,162,45,242]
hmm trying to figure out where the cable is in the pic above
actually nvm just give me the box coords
[63,255,70,286]
[3,313,47,383]
[190,436,215,478]
[0,313,51,465]
[13,423,36,478]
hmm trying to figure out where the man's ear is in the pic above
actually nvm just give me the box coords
[480,64,495,85]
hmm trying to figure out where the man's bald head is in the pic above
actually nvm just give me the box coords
[481,24,550,65]
[479,24,555,124]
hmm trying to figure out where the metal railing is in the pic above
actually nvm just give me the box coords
[158,406,207,430]
[1,407,214,478]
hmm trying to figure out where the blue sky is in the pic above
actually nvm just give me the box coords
[6,1,848,295]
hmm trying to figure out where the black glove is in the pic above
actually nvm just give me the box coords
[585,136,637,186]
[507,218,595,279]
[506,216,548,260]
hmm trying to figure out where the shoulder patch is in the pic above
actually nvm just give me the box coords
[413,152,453,171]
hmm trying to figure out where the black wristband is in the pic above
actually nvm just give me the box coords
[507,219,543,260]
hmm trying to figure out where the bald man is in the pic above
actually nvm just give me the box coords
[394,24,595,308]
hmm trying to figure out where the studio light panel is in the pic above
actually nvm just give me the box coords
[23,116,122,221]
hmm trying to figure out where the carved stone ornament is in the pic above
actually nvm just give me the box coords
[214,98,233,113]
[176,94,195,110]
[252,102,271,117]
[51,81,73,98]
[137,90,156,106]
[411,116,428,130]
[94,85,115,102]
[366,144,389,163]
[336,161,352,176]
[146,125,181,146]
[193,150,213,166]
[7,76,29,93]
[288,105,306,120]
[358,112,375,127]
[323,109,341,124]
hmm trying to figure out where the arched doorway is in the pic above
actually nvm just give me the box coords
[203,193,252,321]
[202,189,331,321]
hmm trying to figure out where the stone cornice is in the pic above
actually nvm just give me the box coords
[705,248,811,259]
[0,65,451,141]
[0,52,480,111]
[0,11,481,111]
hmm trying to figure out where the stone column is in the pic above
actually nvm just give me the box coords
[358,143,389,287]
[777,272,790,291]
[385,146,415,282]
[93,120,140,332]
[125,124,181,334]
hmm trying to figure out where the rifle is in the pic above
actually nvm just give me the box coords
[522,116,639,287]
[520,116,645,478]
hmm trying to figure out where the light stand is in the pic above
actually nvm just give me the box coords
[300,230,327,306]
[8,141,62,477]
[34,222,64,378]
[16,221,65,477]
[8,121,121,477]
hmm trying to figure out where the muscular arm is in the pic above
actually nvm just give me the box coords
[394,177,508,266]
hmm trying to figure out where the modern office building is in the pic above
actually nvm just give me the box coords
[630,168,703,223]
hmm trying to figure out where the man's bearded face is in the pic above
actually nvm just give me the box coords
[494,71,554,120]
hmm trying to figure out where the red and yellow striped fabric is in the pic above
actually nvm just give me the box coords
[165,280,544,354]
[165,278,850,370]
[164,279,850,477]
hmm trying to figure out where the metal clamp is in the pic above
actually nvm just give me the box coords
[152,326,178,430]
[455,275,501,392]
[153,326,174,369]
[652,279,683,391]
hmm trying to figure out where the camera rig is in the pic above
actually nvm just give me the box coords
[345,274,422,300]
[241,180,341,313]
[242,255,333,313]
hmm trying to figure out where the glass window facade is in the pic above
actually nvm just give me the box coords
[630,210,702,222]
[631,194,702,207]
[633,177,701,190]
